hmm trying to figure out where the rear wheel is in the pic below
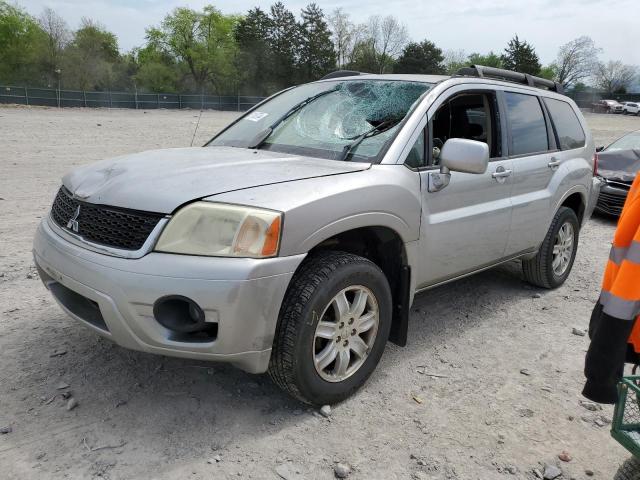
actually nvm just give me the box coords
[614,457,640,480]
[269,251,392,405]
[522,207,580,289]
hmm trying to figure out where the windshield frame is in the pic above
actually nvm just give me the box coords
[204,79,433,164]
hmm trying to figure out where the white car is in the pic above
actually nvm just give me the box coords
[623,102,640,115]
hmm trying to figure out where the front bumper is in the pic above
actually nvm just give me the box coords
[33,216,306,373]
[595,181,629,216]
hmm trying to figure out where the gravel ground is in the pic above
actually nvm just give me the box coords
[1,106,639,480]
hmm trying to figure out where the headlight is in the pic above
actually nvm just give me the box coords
[155,202,282,258]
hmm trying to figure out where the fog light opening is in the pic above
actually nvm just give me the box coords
[153,295,207,333]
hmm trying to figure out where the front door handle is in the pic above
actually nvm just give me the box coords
[548,158,562,169]
[492,169,513,178]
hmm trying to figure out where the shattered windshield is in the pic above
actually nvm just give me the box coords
[209,80,432,162]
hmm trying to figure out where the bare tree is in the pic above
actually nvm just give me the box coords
[367,15,408,73]
[554,36,600,87]
[328,8,350,68]
[38,7,70,82]
[442,49,467,74]
[593,61,638,94]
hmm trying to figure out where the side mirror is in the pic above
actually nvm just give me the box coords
[428,138,489,192]
[596,145,605,152]
[440,138,489,174]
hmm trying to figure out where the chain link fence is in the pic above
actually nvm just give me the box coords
[0,85,266,111]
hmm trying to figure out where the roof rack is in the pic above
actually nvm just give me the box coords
[320,70,365,80]
[455,65,564,94]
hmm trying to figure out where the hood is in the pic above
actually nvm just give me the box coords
[62,146,370,213]
[598,149,640,183]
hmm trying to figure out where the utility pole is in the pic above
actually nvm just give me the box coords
[55,68,61,108]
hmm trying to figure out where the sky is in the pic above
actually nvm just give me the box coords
[16,0,640,66]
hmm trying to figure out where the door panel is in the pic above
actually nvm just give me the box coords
[417,158,514,287]
[506,152,555,254]
[500,90,557,255]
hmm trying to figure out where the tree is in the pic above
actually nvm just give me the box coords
[501,35,541,75]
[328,8,358,69]
[234,7,274,94]
[593,61,637,94]
[367,15,408,73]
[347,39,379,73]
[38,7,70,86]
[467,51,503,69]
[299,4,335,82]
[538,65,556,80]
[0,1,46,84]
[394,40,444,74]
[443,49,467,74]
[268,2,300,89]
[146,6,238,93]
[61,18,120,90]
[553,36,600,88]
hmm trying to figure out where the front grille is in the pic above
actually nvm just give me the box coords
[596,190,627,216]
[51,187,164,250]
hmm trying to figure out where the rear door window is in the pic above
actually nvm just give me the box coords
[543,98,585,150]
[504,92,549,156]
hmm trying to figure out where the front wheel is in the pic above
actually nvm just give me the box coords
[522,207,580,289]
[269,251,392,405]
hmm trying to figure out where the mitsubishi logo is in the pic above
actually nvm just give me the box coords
[66,206,80,233]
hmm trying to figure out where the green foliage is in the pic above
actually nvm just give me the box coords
[0,1,46,85]
[501,35,541,75]
[145,6,238,93]
[347,40,382,73]
[62,19,121,90]
[538,65,557,81]
[467,51,503,69]
[268,2,300,89]
[234,7,273,95]
[394,40,444,74]
[299,3,335,83]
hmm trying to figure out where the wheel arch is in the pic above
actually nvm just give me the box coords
[556,187,587,226]
[304,225,412,347]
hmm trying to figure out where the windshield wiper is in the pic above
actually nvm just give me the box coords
[338,118,402,161]
[248,87,340,149]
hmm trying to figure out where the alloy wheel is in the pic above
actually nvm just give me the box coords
[312,286,379,382]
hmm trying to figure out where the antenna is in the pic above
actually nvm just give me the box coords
[190,108,203,147]
[190,86,205,147]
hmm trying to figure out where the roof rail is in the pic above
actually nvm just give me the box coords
[455,65,564,95]
[320,70,365,80]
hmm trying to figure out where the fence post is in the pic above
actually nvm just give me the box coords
[24,86,29,106]
[83,90,87,108]
[157,93,160,109]
[134,89,138,109]
[237,94,240,112]
[201,91,204,110]
[57,87,60,108]
[108,91,112,108]
[179,94,182,109]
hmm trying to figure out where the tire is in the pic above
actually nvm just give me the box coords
[522,206,580,289]
[269,251,392,405]
[614,457,640,480]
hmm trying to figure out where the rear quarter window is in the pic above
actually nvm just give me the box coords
[504,92,549,156]
[543,98,586,150]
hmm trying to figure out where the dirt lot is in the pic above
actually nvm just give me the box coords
[1,107,639,480]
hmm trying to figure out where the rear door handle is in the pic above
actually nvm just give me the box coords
[548,158,562,169]
[492,169,513,178]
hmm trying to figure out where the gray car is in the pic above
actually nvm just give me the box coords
[33,66,600,404]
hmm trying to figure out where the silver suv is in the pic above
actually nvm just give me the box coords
[34,66,600,404]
